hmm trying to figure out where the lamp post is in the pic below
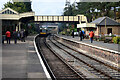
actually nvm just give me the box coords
[66,23,69,36]
[105,16,107,35]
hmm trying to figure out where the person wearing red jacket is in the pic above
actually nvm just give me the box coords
[89,31,94,43]
[5,30,11,44]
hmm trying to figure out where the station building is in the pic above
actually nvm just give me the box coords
[0,7,34,34]
[77,17,120,36]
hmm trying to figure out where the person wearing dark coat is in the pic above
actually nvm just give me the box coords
[72,30,74,38]
[13,31,18,44]
[79,30,83,41]
[2,35,6,44]
[20,30,26,42]
[82,30,85,39]
[25,30,28,37]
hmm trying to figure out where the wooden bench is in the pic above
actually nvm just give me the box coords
[104,37,112,43]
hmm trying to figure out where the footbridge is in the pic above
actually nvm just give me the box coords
[34,15,88,23]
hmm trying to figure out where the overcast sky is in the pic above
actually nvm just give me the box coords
[0,0,75,15]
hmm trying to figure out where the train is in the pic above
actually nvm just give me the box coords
[39,27,50,37]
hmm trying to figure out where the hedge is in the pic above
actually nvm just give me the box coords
[112,37,120,44]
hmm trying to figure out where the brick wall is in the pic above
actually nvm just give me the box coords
[84,26,120,36]
[99,26,120,35]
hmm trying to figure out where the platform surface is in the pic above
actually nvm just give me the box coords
[2,36,47,79]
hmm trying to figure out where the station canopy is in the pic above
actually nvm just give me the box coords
[0,7,35,20]
[77,23,96,28]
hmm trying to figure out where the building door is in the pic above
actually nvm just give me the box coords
[107,28,112,34]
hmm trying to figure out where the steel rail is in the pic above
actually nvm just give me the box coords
[44,37,86,80]
[49,35,116,79]
[35,36,56,80]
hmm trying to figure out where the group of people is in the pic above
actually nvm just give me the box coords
[2,30,28,44]
[72,30,94,43]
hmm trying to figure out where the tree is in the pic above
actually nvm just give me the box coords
[3,1,32,13]
[64,5,73,16]
[76,2,120,21]
[109,2,120,20]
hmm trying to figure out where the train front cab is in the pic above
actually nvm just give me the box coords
[39,29,51,37]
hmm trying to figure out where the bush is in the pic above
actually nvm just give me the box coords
[112,37,120,44]
[60,31,66,35]
[111,34,116,37]
[99,36,105,41]
[93,37,98,41]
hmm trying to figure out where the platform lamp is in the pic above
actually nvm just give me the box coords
[66,23,69,36]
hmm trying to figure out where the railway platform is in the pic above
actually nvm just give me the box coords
[2,35,48,79]
[57,34,119,52]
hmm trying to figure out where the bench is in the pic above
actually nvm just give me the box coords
[104,37,112,43]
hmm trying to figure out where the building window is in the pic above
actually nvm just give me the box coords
[12,12,16,14]
[2,10,17,14]
[10,11,12,14]
[107,28,112,34]
[6,10,9,14]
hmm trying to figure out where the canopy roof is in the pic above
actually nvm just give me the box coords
[91,17,120,26]
[0,7,19,14]
[77,23,96,28]
[0,7,35,20]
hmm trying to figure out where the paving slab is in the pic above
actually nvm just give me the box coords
[2,36,47,79]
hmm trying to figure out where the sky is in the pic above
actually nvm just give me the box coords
[0,0,75,15]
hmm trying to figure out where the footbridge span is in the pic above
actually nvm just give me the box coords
[34,15,88,24]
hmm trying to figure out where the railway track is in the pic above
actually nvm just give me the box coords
[47,35,120,80]
[35,36,85,80]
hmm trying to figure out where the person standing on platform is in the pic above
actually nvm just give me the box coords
[89,31,94,43]
[5,30,11,44]
[72,30,74,38]
[82,30,85,39]
[20,30,24,42]
[23,30,26,42]
[79,30,83,41]
[17,31,21,40]
[2,35,6,44]
[13,30,18,44]
[25,30,28,38]
[20,30,26,42]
